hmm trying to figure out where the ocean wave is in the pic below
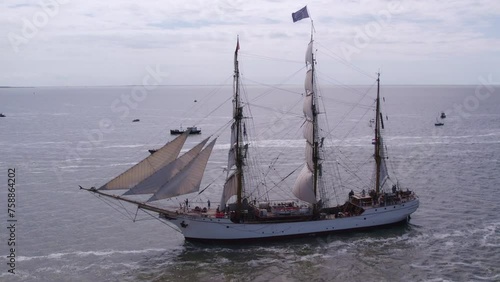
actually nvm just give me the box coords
[16,248,168,262]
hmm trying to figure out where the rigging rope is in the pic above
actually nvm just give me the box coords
[316,41,376,80]
[88,191,182,233]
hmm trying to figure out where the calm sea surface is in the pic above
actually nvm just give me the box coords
[0,85,499,282]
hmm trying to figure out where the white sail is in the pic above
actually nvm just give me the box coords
[147,139,217,202]
[220,172,238,209]
[123,137,210,196]
[99,132,189,190]
[305,41,313,65]
[303,120,314,144]
[292,165,316,204]
[303,93,314,120]
[305,69,313,94]
[305,142,314,170]
[293,39,317,205]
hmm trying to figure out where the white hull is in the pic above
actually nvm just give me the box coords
[166,199,419,242]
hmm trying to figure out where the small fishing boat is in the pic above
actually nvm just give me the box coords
[170,126,201,135]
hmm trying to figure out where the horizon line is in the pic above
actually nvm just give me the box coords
[1,83,498,88]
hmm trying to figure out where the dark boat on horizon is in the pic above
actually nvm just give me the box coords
[170,126,201,135]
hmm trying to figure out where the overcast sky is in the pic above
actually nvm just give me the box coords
[2,0,500,86]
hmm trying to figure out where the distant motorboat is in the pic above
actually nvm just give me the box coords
[440,112,446,119]
[170,126,201,135]
[0,113,5,117]
[132,119,140,122]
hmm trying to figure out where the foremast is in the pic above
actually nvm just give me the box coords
[219,36,247,220]
[233,37,244,215]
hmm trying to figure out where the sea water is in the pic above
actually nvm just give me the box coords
[0,85,499,281]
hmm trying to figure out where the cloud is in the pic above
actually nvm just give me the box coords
[1,0,499,86]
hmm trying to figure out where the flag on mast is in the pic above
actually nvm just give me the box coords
[292,6,309,22]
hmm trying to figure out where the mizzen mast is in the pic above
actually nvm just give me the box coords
[374,72,381,194]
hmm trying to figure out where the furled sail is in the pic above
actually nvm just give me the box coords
[147,138,217,202]
[123,137,210,196]
[99,132,189,190]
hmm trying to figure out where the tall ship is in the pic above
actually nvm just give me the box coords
[82,11,419,242]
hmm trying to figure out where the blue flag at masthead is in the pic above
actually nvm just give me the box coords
[292,6,309,22]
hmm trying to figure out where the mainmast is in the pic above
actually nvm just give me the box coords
[374,73,381,194]
[292,23,321,207]
[291,7,321,208]
[310,40,319,200]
